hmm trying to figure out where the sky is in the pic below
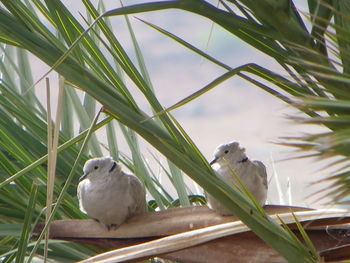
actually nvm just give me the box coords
[29,0,334,207]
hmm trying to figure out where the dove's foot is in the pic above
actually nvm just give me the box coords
[105,223,119,231]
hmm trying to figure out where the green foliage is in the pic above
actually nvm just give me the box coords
[1,0,349,262]
[106,0,350,203]
[0,0,201,261]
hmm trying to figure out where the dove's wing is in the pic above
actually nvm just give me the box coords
[128,174,147,215]
[253,160,268,189]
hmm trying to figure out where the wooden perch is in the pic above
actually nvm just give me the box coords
[34,205,350,262]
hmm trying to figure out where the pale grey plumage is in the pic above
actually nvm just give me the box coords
[77,157,147,228]
[206,142,268,215]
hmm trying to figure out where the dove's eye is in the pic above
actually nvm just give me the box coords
[224,150,229,154]
[94,166,99,170]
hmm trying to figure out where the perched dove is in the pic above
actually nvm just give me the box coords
[206,142,268,215]
[77,157,147,229]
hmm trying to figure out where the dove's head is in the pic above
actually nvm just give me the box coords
[210,142,247,166]
[79,157,121,182]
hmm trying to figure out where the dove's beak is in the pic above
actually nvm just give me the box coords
[209,157,218,165]
[79,173,88,182]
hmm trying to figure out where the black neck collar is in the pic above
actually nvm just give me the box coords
[238,157,248,163]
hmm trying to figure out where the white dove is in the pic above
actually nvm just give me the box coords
[206,142,268,215]
[77,157,147,229]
